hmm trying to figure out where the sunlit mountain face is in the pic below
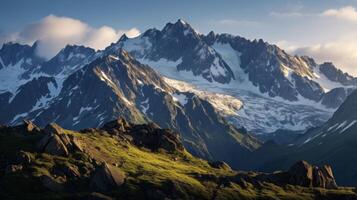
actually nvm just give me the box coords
[2,1,357,199]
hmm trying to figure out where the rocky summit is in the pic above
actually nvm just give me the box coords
[0,120,356,200]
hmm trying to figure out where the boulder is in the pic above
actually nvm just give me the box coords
[252,160,338,189]
[12,120,41,135]
[90,162,125,192]
[287,161,337,189]
[22,120,41,133]
[208,161,232,171]
[312,165,337,189]
[37,123,83,156]
[159,135,181,152]
[101,118,184,153]
[38,133,69,156]
[53,164,81,178]
[44,123,64,135]
[288,160,313,187]
[102,118,131,133]
[129,125,184,153]
[41,175,65,192]
[71,137,84,152]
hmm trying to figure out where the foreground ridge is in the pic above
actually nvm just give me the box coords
[0,119,356,200]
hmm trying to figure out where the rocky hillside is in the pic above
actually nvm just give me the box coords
[1,120,356,200]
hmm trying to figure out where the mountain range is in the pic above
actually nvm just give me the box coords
[110,19,356,133]
[1,19,357,187]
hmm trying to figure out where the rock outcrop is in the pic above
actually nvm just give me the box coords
[208,161,232,171]
[0,120,41,135]
[102,118,130,133]
[252,160,338,189]
[18,120,41,134]
[37,123,83,156]
[90,162,125,192]
[287,161,337,189]
[102,119,184,153]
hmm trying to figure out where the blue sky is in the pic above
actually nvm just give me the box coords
[0,0,350,39]
[1,0,357,74]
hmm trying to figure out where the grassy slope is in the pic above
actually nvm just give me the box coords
[0,128,356,200]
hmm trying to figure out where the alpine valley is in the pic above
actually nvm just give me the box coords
[1,19,357,199]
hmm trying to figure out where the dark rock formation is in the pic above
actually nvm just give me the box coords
[102,118,131,133]
[37,123,83,156]
[252,160,338,189]
[90,162,125,192]
[102,119,184,153]
[208,161,232,170]
[40,175,65,192]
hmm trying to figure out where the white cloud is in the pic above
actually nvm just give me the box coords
[277,39,357,76]
[322,6,357,22]
[0,15,140,59]
[215,19,260,26]
[269,11,306,18]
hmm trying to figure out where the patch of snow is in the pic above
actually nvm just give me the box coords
[109,55,119,60]
[137,79,143,85]
[280,64,294,83]
[79,106,92,115]
[121,36,152,57]
[10,112,28,124]
[67,99,72,107]
[98,70,116,86]
[164,77,242,116]
[303,137,313,144]
[172,93,188,106]
[340,120,357,133]
[0,57,5,67]
[335,120,347,130]
[26,58,32,65]
[212,42,244,81]
[327,123,339,131]
[0,59,26,94]
[210,57,226,78]
[140,98,150,114]
[312,66,347,92]
[179,19,187,25]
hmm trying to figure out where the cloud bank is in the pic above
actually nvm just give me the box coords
[0,15,140,59]
[322,6,357,22]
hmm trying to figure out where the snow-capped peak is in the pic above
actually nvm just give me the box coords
[178,18,187,25]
